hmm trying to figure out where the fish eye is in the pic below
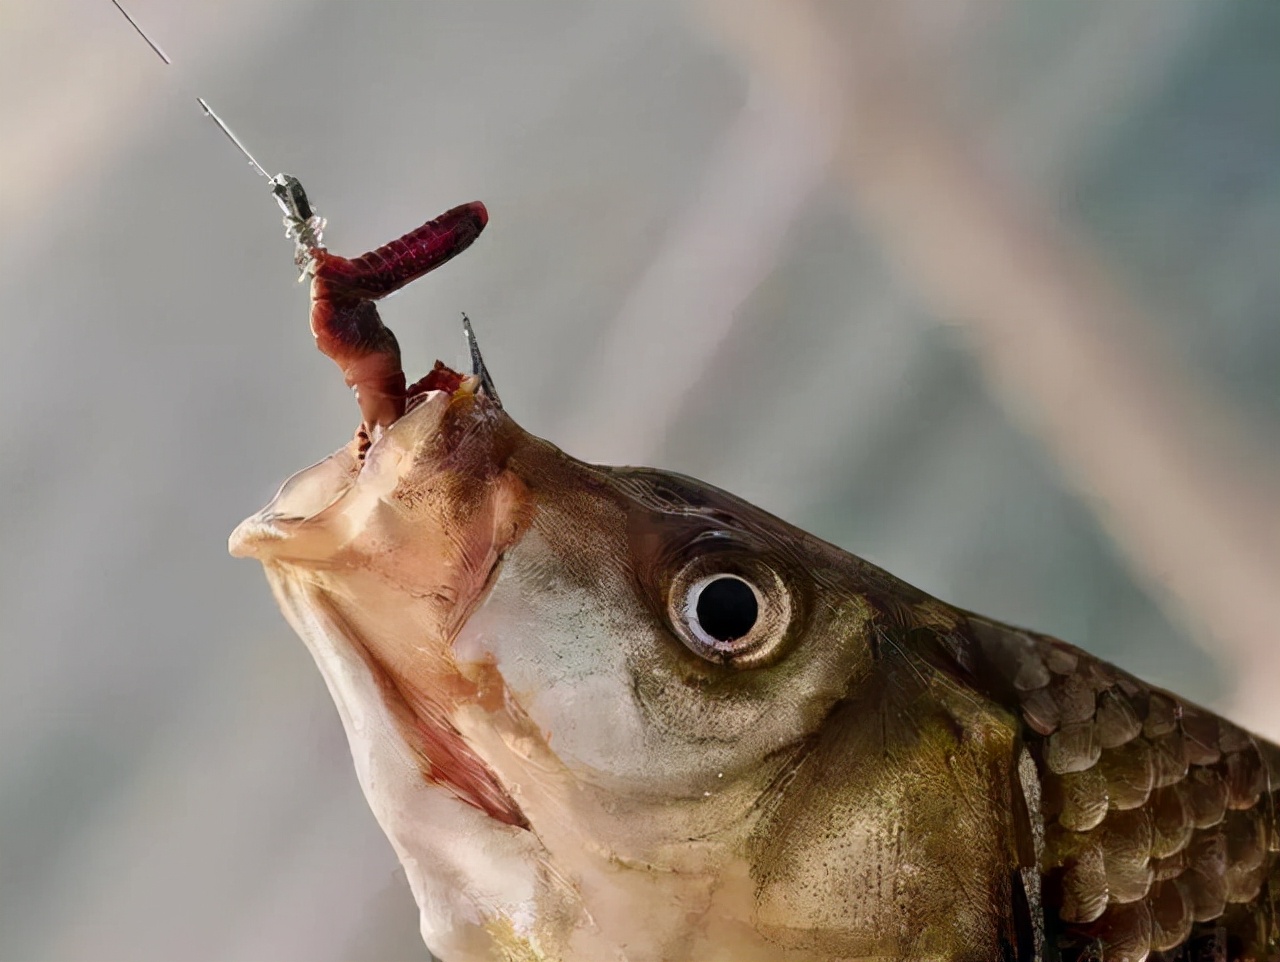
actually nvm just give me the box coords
[688,575,759,644]
[668,558,792,666]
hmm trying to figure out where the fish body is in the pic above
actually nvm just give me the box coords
[231,206,1280,962]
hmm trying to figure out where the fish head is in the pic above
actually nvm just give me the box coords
[229,364,895,956]
[229,202,1029,960]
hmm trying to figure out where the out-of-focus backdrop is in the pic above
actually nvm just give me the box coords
[2,2,1278,959]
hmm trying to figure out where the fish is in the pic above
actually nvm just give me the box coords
[230,197,1280,962]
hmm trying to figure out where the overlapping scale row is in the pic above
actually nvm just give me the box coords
[972,619,1280,961]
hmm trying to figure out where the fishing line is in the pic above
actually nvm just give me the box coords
[108,1,499,396]
[110,0,171,64]
[107,0,328,272]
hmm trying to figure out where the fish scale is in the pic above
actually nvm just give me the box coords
[970,614,1280,960]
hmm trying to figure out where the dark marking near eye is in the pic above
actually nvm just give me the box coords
[696,577,759,642]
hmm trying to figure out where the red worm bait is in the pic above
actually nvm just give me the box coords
[306,201,488,432]
[109,4,494,438]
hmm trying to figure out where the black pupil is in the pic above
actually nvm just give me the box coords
[695,577,759,643]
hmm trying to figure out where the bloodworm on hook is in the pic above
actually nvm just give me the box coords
[193,103,491,435]
[110,0,493,438]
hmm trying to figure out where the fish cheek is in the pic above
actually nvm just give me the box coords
[627,658,778,745]
[454,488,670,781]
[625,592,878,784]
[619,505,880,781]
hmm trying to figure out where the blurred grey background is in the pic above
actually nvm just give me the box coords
[2,1,1279,959]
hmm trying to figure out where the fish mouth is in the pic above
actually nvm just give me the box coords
[232,200,532,831]
[233,199,498,559]
[231,359,532,830]
[228,362,481,560]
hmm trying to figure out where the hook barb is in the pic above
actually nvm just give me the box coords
[462,313,501,406]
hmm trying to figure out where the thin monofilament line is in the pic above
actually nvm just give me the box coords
[110,0,171,64]
[197,97,273,181]
[108,1,278,185]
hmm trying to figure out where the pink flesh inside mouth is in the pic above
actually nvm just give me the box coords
[405,360,466,412]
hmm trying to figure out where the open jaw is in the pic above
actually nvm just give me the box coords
[229,199,544,837]
[230,367,532,834]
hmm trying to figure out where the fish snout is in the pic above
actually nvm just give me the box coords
[230,376,507,564]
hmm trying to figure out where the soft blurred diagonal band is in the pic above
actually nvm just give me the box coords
[694,0,1280,734]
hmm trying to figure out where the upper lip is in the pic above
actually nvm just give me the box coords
[229,377,472,560]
